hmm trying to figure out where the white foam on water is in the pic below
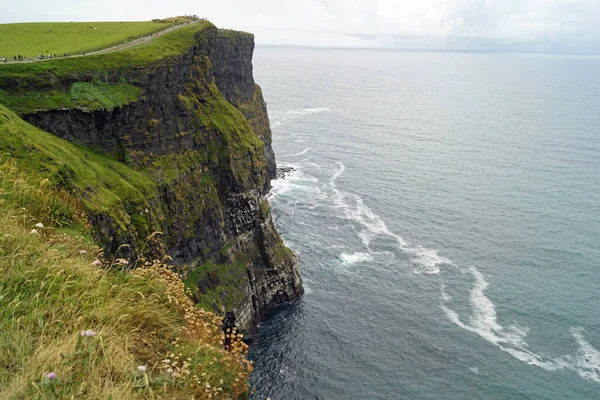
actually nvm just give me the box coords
[440,284,452,302]
[407,245,450,274]
[562,327,600,383]
[469,366,480,374]
[270,159,451,275]
[339,252,373,265]
[288,147,311,156]
[441,267,552,366]
[302,278,314,294]
[330,162,345,187]
[268,166,320,200]
[287,107,330,116]
[269,108,331,127]
[441,268,600,383]
[328,175,447,274]
[269,154,600,386]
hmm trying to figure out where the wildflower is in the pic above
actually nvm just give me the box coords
[80,249,87,255]
[46,372,57,380]
[35,223,44,229]
[91,260,102,266]
[30,229,38,235]
[116,258,129,265]
[80,329,97,337]
[137,365,147,373]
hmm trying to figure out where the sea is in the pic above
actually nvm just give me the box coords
[247,47,600,400]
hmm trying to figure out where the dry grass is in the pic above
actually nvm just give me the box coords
[0,159,251,399]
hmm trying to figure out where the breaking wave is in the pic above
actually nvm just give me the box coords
[441,267,600,383]
[288,148,311,156]
[339,252,373,265]
[270,107,331,128]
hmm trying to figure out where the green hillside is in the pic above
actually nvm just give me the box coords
[0,20,212,114]
[0,102,252,399]
[0,21,171,59]
[0,17,264,398]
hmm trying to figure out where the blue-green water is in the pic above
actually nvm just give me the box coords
[248,48,600,399]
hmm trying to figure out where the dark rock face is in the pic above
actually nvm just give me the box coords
[19,26,302,336]
[209,30,277,190]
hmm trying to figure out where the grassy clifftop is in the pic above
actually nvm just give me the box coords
[0,20,214,114]
[0,21,172,59]
[0,20,213,83]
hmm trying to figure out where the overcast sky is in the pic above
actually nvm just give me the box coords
[4,0,600,53]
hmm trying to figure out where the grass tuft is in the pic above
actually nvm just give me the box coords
[0,158,251,399]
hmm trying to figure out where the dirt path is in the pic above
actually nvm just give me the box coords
[0,21,199,64]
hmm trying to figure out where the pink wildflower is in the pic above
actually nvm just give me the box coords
[46,372,57,380]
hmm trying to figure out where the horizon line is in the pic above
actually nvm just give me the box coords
[255,43,600,57]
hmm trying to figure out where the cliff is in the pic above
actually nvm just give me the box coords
[0,21,302,335]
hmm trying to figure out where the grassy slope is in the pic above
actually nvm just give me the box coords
[0,21,171,59]
[0,21,213,113]
[0,103,158,232]
[0,21,212,82]
[0,21,263,396]
[0,108,252,398]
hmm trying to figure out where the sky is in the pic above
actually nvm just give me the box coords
[3,0,600,53]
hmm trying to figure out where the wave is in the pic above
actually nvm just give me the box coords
[330,162,345,187]
[286,107,330,116]
[268,164,320,197]
[270,107,331,127]
[269,157,599,384]
[339,252,373,265]
[441,267,551,367]
[329,175,447,274]
[563,327,600,383]
[288,147,311,157]
[441,267,600,383]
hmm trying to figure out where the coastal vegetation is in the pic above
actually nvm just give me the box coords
[0,21,172,60]
[0,15,300,398]
[0,153,252,398]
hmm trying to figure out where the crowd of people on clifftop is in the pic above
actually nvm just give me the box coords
[1,54,65,62]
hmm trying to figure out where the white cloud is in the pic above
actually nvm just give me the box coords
[2,0,600,52]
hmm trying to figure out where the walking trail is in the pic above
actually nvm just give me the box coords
[0,21,199,64]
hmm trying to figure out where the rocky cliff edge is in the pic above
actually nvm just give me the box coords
[0,21,303,336]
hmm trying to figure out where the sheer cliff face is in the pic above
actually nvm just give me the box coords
[20,26,302,335]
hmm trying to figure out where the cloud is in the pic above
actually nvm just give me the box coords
[2,0,600,52]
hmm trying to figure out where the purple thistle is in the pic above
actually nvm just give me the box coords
[46,372,57,380]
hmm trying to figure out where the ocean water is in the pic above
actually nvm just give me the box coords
[248,48,600,399]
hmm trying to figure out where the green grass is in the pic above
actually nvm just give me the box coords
[0,81,142,112]
[0,21,171,59]
[0,102,161,242]
[0,159,251,399]
[183,261,248,311]
[0,21,213,86]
